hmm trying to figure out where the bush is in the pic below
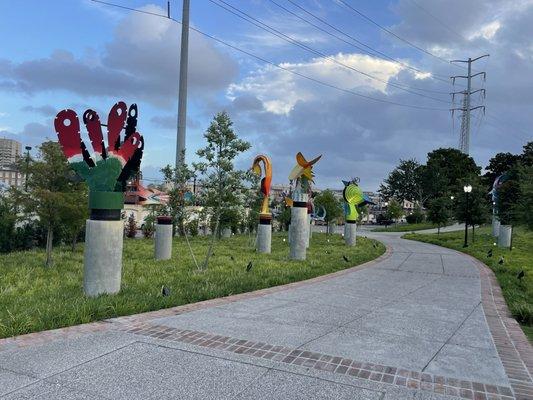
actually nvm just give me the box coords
[186,219,199,237]
[142,215,155,239]
[125,213,137,238]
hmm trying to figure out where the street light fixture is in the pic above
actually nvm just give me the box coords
[463,185,472,247]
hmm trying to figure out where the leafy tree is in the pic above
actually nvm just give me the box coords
[379,159,423,203]
[406,204,425,224]
[15,141,86,267]
[161,152,194,236]
[521,141,533,166]
[142,214,155,239]
[515,165,533,230]
[276,205,291,232]
[420,148,480,203]
[427,197,452,234]
[483,152,520,185]
[194,111,251,269]
[385,199,403,223]
[314,190,343,226]
[0,193,16,253]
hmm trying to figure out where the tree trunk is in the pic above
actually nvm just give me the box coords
[202,214,220,270]
[71,234,77,252]
[45,224,53,267]
[472,225,475,243]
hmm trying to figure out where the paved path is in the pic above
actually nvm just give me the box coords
[1,233,532,399]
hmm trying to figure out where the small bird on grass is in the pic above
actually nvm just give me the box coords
[325,250,330,254]
[343,255,350,263]
[230,255,235,261]
[246,261,253,272]
[161,286,171,297]
[498,256,505,265]
[517,270,525,280]
[487,249,493,258]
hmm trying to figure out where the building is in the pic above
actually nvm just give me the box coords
[0,138,24,188]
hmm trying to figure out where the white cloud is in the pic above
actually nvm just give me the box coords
[470,20,501,41]
[228,53,402,115]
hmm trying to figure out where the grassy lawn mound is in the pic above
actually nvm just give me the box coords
[0,233,384,339]
[404,226,533,341]
[373,222,438,232]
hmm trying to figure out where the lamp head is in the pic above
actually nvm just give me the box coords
[463,185,472,193]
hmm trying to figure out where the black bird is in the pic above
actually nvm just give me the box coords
[498,256,505,265]
[246,261,253,272]
[325,250,330,254]
[487,249,493,258]
[343,255,350,263]
[161,286,171,297]
[517,270,525,280]
[230,255,235,261]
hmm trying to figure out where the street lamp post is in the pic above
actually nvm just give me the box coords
[463,185,472,247]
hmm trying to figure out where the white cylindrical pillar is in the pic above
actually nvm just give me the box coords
[155,216,173,260]
[345,222,357,246]
[84,219,124,297]
[257,217,272,254]
[221,227,232,238]
[290,202,309,260]
[497,225,512,248]
[492,216,500,237]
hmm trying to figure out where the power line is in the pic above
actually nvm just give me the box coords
[209,0,451,104]
[269,0,452,88]
[335,0,466,70]
[90,0,448,111]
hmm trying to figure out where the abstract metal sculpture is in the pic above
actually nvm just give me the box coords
[252,155,272,253]
[342,179,372,246]
[288,152,321,260]
[54,101,144,296]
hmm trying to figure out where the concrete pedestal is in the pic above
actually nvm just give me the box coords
[83,219,124,297]
[345,222,357,246]
[492,216,500,237]
[155,223,173,260]
[307,215,312,248]
[290,205,309,260]
[497,225,512,248]
[257,220,272,254]
[221,227,232,238]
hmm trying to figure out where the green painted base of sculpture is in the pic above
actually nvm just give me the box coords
[89,191,124,210]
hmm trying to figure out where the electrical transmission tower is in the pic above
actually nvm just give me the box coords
[450,54,489,154]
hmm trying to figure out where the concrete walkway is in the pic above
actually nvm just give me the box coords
[1,233,532,399]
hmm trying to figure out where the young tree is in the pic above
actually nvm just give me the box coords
[125,213,137,238]
[314,190,343,227]
[194,111,251,269]
[427,197,452,234]
[0,192,16,253]
[515,164,533,230]
[385,199,403,223]
[379,159,423,203]
[16,141,86,267]
[161,154,194,235]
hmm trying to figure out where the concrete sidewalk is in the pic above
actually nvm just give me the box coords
[1,234,531,399]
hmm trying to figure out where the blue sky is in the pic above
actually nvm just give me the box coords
[1,0,531,190]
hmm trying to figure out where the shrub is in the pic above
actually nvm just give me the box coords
[142,215,155,239]
[125,213,137,238]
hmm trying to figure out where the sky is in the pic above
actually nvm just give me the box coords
[0,0,532,191]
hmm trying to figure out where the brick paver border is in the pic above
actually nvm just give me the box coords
[122,322,514,400]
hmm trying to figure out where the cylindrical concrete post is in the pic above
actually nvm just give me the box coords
[492,216,500,237]
[290,201,308,260]
[221,227,232,238]
[84,192,125,297]
[155,216,173,260]
[345,221,357,246]
[257,216,272,254]
[84,219,124,297]
[497,225,512,248]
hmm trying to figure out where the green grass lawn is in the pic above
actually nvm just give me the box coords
[0,232,384,339]
[373,222,438,232]
[404,226,533,341]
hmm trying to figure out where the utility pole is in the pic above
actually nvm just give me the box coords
[450,54,489,154]
[174,0,190,168]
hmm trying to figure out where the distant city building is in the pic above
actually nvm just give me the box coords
[0,138,24,188]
